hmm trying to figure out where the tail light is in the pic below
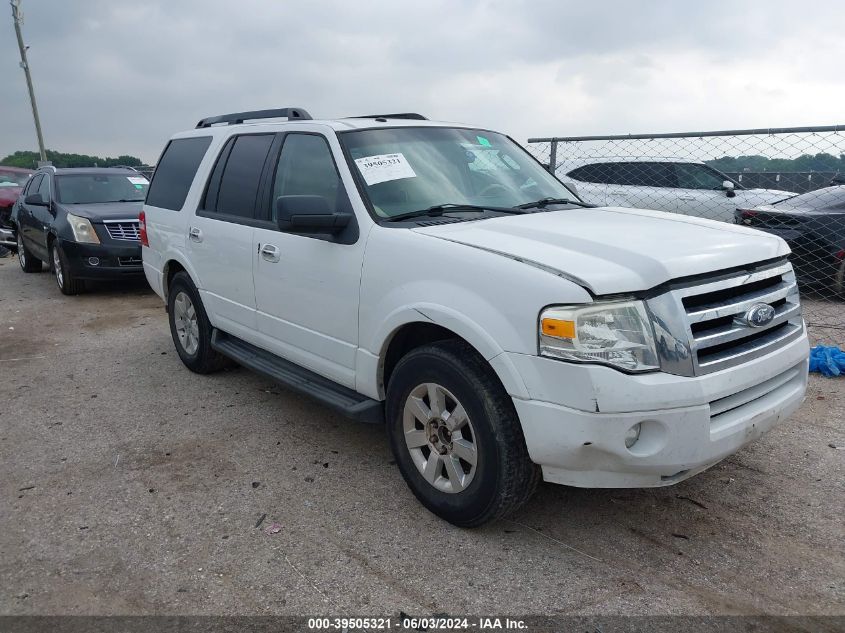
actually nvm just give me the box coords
[139,210,149,247]
[738,209,757,225]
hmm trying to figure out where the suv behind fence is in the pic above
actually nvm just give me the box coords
[528,125,845,347]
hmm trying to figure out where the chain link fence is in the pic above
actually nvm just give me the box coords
[528,125,845,347]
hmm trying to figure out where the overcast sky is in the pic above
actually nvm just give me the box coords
[2,0,844,164]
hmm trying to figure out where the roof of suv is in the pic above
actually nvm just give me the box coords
[37,167,145,176]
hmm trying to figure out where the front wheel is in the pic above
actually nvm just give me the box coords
[386,340,540,527]
[17,231,42,273]
[51,242,85,295]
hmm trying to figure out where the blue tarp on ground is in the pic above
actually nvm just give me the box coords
[809,345,845,377]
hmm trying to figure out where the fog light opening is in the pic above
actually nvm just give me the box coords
[625,423,642,449]
[88,257,100,266]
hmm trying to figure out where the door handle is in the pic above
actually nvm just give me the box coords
[260,243,280,263]
[188,227,203,242]
[608,190,630,195]
[678,195,695,200]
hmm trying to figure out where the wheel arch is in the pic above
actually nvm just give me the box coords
[162,256,203,301]
[373,309,529,401]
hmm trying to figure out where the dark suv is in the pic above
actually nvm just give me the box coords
[12,166,149,294]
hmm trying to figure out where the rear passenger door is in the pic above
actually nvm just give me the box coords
[252,132,366,388]
[188,133,276,336]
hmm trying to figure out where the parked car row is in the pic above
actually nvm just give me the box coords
[0,166,33,253]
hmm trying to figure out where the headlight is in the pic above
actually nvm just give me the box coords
[539,300,659,372]
[66,213,100,244]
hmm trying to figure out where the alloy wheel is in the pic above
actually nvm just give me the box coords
[403,382,478,493]
[52,247,63,289]
[173,291,200,355]
[17,233,25,269]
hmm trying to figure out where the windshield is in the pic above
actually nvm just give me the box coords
[773,185,845,210]
[0,170,31,187]
[55,174,149,204]
[339,127,578,218]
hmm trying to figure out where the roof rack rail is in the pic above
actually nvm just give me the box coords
[350,113,428,120]
[196,107,312,128]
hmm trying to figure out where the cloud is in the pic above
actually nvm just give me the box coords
[1,0,844,163]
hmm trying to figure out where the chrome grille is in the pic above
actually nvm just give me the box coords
[647,259,804,376]
[103,220,140,241]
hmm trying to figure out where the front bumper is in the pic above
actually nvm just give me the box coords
[509,328,810,488]
[59,239,144,281]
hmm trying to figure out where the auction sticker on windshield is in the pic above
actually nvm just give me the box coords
[354,153,416,186]
[127,176,149,185]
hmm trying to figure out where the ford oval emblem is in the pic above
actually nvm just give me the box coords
[744,303,776,328]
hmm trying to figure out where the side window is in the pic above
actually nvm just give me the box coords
[146,136,212,211]
[271,134,348,219]
[675,163,727,190]
[614,162,675,188]
[25,174,43,197]
[37,174,51,201]
[568,163,612,184]
[211,134,275,219]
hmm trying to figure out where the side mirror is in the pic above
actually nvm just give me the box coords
[275,195,352,234]
[722,180,736,198]
[24,193,47,206]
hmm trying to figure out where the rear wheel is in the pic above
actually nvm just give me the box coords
[386,340,540,527]
[17,231,41,273]
[167,272,230,373]
[51,242,85,295]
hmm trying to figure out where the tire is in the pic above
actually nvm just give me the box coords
[51,242,85,295]
[167,271,230,374]
[386,340,540,527]
[17,230,42,273]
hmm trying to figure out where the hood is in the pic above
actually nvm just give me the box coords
[63,201,144,221]
[412,207,789,295]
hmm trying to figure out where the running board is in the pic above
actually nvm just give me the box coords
[211,330,384,424]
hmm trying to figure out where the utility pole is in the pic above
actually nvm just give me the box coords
[10,0,47,164]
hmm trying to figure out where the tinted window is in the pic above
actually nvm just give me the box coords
[675,163,726,190]
[37,174,50,200]
[271,134,345,218]
[26,175,43,197]
[568,163,612,183]
[146,136,212,211]
[215,134,274,218]
[613,162,675,187]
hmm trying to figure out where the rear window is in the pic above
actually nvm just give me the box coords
[146,136,212,211]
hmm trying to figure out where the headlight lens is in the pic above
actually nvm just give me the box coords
[66,213,100,244]
[539,300,659,372]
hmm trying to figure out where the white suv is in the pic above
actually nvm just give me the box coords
[141,108,809,526]
[560,158,796,223]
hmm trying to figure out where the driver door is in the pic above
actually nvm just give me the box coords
[252,132,366,388]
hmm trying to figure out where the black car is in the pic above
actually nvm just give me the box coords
[736,185,845,297]
[11,167,149,294]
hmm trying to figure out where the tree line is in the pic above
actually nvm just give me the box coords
[0,150,144,169]
[707,153,845,173]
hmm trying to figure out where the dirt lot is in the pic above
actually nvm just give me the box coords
[0,255,842,617]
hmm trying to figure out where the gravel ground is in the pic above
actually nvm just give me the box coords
[0,255,842,617]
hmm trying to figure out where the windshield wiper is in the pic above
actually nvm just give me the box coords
[516,197,595,210]
[384,203,526,222]
[115,199,145,203]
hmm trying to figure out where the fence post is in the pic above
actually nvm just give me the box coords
[548,140,558,175]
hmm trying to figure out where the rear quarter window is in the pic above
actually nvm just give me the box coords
[146,136,212,211]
